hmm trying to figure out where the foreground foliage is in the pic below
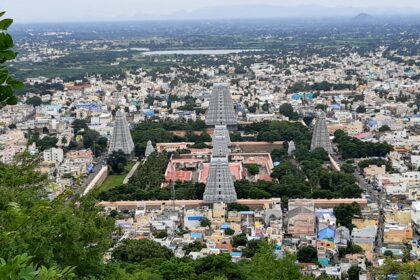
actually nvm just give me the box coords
[0,11,23,108]
[0,155,115,278]
[0,254,75,280]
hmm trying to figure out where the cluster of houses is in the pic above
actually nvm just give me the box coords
[101,197,418,279]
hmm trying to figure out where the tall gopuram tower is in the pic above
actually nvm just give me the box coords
[108,109,135,155]
[203,124,237,203]
[310,110,333,154]
[205,83,238,130]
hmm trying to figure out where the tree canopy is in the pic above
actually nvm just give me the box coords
[107,150,129,174]
[0,11,23,108]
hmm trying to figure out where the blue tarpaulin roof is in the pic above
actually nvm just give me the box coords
[187,216,205,221]
[318,227,336,240]
[318,258,330,267]
[191,232,203,239]
[239,211,255,215]
[221,224,230,229]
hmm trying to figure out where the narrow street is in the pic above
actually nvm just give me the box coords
[353,172,385,253]
[332,154,386,254]
[76,153,108,196]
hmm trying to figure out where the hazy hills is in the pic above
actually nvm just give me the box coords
[135,4,420,21]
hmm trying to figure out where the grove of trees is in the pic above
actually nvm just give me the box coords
[334,130,393,159]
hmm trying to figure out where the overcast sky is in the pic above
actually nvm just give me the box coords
[3,0,420,22]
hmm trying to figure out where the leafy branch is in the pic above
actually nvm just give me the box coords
[0,11,23,108]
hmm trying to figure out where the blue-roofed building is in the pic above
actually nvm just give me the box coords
[330,104,341,110]
[316,208,336,232]
[62,117,75,124]
[86,163,94,174]
[230,251,242,262]
[220,223,230,230]
[187,216,205,221]
[184,215,206,230]
[367,71,376,78]
[191,232,203,240]
[318,258,330,267]
[130,99,141,106]
[291,92,314,101]
[239,211,255,215]
[367,120,378,128]
[318,227,336,241]
[74,101,102,113]
[145,111,154,119]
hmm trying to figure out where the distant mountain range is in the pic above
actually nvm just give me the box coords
[354,13,374,21]
[133,4,420,21]
[12,4,420,23]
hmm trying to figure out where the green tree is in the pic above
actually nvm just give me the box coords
[347,265,361,280]
[200,218,211,228]
[297,246,318,263]
[107,150,128,174]
[279,103,299,120]
[0,12,22,109]
[71,119,88,134]
[154,230,168,239]
[81,129,108,156]
[402,245,411,263]
[245,164,260,175]
[155,258,196,280]
[383,250,394,258]
[230,132,243,142]
[194,254,243,280]
[183,241,205,255]
[224,228,235,235]
[112,239,173,263]
[333,203,361,229]
[378,125,391,132]
[341,163,355,174]
[0,254,75,280]
[37,136,58,151]
[246,241,302,280]
[338,242,363,258]
[227,203,250,212]
[243,239,263,258]
[356,105,366,113]
[0,155,115,278]
[371,258,420,280]
[26,96,43,107]
[233,233,248,247]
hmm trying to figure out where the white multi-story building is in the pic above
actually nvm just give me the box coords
[43,148,64,163]
[411,201,420,234]
[0,145,26,163]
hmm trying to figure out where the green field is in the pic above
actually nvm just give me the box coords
[96,162,134,194]
[97,174,126,193]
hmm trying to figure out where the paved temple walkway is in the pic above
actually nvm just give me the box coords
[123,161,141,184]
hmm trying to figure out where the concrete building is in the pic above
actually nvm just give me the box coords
[411,201,420,234]
[351,225,377,252]
[383,223,413,244]
[43,148,64,163]
[288,199,316,237]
